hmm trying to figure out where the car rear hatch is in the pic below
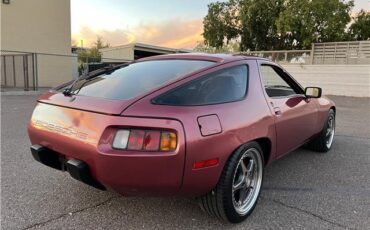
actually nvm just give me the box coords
[37,91,134,115]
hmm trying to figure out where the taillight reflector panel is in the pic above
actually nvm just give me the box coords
[192,158,219,169]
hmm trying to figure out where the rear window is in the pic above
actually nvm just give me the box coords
[65,60,215,100]
[152,65,248,106]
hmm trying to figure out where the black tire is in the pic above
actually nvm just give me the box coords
[306,109,335,152]
[198,142,264,223]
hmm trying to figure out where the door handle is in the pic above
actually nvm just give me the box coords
[273,107,282,115]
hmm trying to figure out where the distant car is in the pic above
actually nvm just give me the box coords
[28,53,336,223]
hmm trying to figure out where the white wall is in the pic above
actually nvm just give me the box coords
[282,65,370,97]
[101,46,134,62]
[1,0,71,54]
[71,55,79,80]
[36,54,78,86]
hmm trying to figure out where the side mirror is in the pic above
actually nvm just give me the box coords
[305,87,322,98]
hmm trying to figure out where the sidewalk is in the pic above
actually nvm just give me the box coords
[1,87,49,95]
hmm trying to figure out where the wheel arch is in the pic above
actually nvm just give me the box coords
[225,137,272,167]
[253,137,272,165]
[330,106,336,114]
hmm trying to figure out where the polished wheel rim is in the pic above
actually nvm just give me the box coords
[232,148,263,215]
[325,115,335,149]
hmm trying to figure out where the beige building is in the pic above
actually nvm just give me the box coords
[1,0,75,89]
[100,43,190,63]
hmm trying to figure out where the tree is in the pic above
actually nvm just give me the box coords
[202,0,356,51]
[348,10,370,40]
[239,0,285,51]
[194,41,241,53]
[202,0,289,51]
[78,37,110,64]
[203,0,241,49]
[77,37,110,75]
[277,0,353,49]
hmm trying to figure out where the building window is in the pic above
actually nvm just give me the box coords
[3,0,10,4]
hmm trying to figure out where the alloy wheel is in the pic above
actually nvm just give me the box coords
[325,114,335,149]
[232,148,263,215]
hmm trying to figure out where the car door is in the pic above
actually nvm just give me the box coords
[258,61,319,157]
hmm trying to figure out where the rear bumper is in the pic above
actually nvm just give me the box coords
[31,145,105,190]
[28,103,186,196]
[30,141,185,195]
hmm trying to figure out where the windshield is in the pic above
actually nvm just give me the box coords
[63,59,215,100]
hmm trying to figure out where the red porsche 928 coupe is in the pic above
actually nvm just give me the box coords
[28,53,335,223]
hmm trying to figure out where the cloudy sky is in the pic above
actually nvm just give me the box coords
[71,0,370,49]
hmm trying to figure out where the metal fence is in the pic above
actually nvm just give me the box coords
[1,52,37,91]
[2,40,369,91]
[312,41,370,64]
[239,50,312,64]
[1,50,130,91]
[239,40,370,65]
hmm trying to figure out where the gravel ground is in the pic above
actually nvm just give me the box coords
[1,95,369,230]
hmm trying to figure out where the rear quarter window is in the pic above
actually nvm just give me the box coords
[152,65,248,106]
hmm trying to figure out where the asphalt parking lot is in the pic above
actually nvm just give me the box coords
[1,94,369,230]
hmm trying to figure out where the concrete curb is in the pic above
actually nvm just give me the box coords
[1,87,50,96]
[1,91,44,96]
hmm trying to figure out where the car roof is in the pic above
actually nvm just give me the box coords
[138,53,270,63]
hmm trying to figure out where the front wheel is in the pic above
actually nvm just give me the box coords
[198,142,264,223]
[306,109,336,152]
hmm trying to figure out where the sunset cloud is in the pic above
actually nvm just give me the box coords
[72,18,204,49]
[71,0,368,49]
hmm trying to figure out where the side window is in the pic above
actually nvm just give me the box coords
[260,65,298,98]
[153,65,248,106]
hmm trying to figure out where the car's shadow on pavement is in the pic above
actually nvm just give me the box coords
[45,146,345,230]
[74,139,366,230]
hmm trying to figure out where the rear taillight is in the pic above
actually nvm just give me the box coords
[112,129,177,152]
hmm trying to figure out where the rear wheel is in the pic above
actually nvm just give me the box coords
[306,109,335,152]
[198,142,264,223]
